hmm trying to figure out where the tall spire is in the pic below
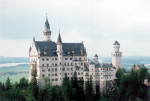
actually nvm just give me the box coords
[33,37,35,42]
[57,31,62,44]
[43,15,51,41]
[45,16,50,30]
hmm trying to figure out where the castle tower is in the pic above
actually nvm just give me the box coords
[111,41,122,68]
[43,17,51,41]
[93,54,99,64]
[56,32,63,85]
[57,31,63,61]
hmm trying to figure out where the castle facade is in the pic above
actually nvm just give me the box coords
[29,18,122,90]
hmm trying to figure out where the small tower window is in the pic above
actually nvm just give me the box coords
[42,74,45,77]
[42,58,45,61]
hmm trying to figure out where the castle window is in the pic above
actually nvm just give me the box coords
[62,68,65,71]
[42,74,45,77]
[78,72,80,75]
[42,58,45,61]
[42,70,45,72]
[70,58,72,60]
[79,57,81,60]
[55,78,58,81]
[67,63,69,66]
[64,63,66,66]
[65,58,68,60]
[55,68,57,71]
[47,64,49,67]
[48,74,50,76]
[71,68,73,71]
[48,69,50,72]
[75,63,77,66]
[52,68,54,72]
[52,63,54,66]
[55,64,57,66]
[71,63,73,66]
[47,58,49,61]
[55,58,57,60]
[42,64,44,67]
[81,63,83,65]
[67,68,69,71]
[55,73,57,76]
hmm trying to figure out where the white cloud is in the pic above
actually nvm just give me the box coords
[0,40,31,57]
[0,0,150,57]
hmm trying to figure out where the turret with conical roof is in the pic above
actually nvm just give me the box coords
[43,16,51,41]
[57,32,62,45]
[57,31,63,62]
[111,40,122,68]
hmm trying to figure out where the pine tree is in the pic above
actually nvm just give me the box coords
[85,76,94,101]
[62,73,71,101]
[5,77,11,90]
[30,66,39,100]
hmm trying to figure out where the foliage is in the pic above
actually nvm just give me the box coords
[0,67,149,101]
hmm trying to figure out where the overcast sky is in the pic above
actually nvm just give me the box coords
[0,0,150,57]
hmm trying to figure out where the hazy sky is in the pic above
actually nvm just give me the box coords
[0,0,150,57]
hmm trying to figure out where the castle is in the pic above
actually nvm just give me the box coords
[29,17,122,91]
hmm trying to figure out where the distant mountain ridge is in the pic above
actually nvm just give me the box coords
[0,56,150,65]
[0,56,28,64]
[0,56,150,82]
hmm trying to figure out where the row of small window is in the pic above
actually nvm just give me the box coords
[95,73,112,75]
[41,57,84,61]
[101,76,112,79]
[41,62,84,67]
[42,68,74,72]
[42,58,57,61]
[44,77,84,82]
[42,72,84,77]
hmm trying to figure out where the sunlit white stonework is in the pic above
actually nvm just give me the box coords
[29,18,122,90]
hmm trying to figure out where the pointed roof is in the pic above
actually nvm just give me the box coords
[94,54,98,57]
[33,37,35,42]
[113,40,120,45]
[45,17,50,30]
[57,31,62,44]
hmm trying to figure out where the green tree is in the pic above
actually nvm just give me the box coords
[62,73,71,101]
[85,76,94,101]
[30,66,39,100]
[119,67,149,101]
[5,77,11,90]
[18,77,28,89]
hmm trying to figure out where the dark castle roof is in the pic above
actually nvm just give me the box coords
[88,59,113,68]
[113,41,120,45]
[34,41,86,56]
